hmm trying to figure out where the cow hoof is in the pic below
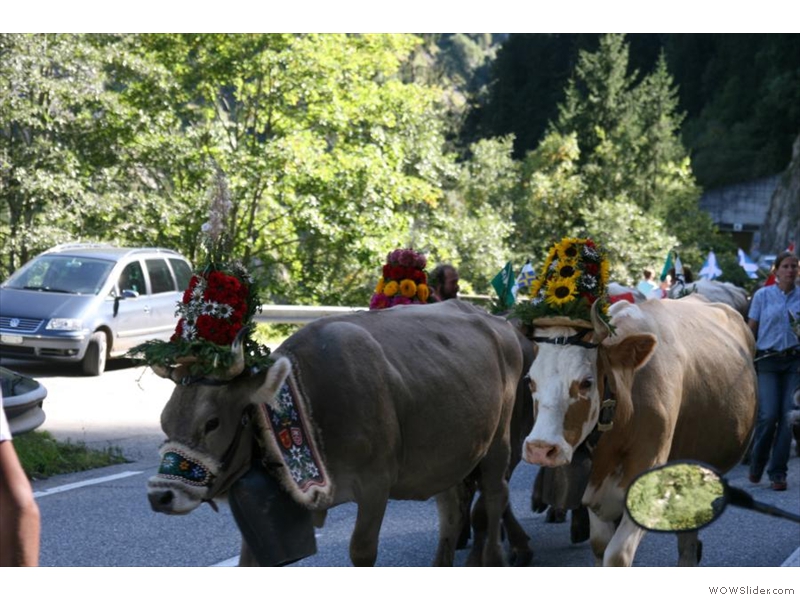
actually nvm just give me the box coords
[545,507,567,523]
[509,547,534,567]
[456,527,471,550]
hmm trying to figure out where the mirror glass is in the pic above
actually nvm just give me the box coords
[626,462,726,532]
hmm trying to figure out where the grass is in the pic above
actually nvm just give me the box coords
[13,430,129,480]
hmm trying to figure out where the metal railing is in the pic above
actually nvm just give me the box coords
[252,295,493,325]
[253,305,366,324]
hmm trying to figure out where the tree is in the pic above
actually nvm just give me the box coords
[0,34,125,275]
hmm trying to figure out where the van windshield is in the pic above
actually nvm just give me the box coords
[4,256,115,295]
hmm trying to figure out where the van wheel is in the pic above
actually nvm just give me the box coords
[82,332,108,376]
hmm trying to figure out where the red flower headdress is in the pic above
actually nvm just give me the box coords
[131,173,272,379]
[369,248,430,310]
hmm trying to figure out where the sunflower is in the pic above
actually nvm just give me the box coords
[529,277,544,299]
[375,277,385,294]
[556,259,581,280]
[416,283,430,302]
[556,237,583,262]
[545,276,578,307]
[600,258,611,290]
[399,279,417,298]
[383,280,399,297]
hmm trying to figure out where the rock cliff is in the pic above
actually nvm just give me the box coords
[762,132,800,253]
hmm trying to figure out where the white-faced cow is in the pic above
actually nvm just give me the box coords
[147,299,526,567]
[522,296,757,566]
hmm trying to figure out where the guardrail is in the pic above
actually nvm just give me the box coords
[252,295,494,325]
[253,305,366,324]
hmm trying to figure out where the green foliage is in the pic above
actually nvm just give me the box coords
[2,33,762,302]
[13,430,128,480]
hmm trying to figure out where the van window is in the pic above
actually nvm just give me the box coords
[169,258,192,291]
[146,259,176,294]
[118,261,146,295]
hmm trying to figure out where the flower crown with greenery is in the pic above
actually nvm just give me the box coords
[369,248,430,310]
[130,174,272,380]
[513,237,612,329]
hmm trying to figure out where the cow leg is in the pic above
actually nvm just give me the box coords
[502,504,533,566]
[570,506,591,544]
[588,510,615,566]
[676,531,702,567]
[432,486,462,566]
[349,488,390,567]
[602,513,646,567]
[466,492,487,566]
[238,537,259,567]
[456,478,477,549]
[474,445,511,567]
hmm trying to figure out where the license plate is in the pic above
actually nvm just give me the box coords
[1,334,24,345]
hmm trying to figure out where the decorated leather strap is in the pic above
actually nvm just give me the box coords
[156,446,215,487]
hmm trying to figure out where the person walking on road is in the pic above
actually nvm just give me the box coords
[747,251,800,492]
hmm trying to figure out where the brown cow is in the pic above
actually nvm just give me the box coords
[522,296,757,566]
[146,299,525,566]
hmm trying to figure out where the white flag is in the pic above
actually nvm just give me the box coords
[737,249,758,279]
[699,251,723,280]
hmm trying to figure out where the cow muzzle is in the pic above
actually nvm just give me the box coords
[147,443,220,514]
[524,439,572,468]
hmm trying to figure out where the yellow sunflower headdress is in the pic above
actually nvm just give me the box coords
[514,237,612,329]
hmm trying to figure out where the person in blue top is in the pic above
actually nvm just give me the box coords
[747,251,800,491]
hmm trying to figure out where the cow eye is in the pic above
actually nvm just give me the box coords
[579,378,593,391]
[204,417,220,434]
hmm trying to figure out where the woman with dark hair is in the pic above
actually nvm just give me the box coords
[747,251,800,491]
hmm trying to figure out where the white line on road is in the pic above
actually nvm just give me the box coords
[33,471,144,498]
[213,556,240,567]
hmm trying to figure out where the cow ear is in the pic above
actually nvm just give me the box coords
[253,356,291,407]
[605,333,657,372]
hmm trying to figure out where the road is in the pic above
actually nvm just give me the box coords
[4,357,800,568]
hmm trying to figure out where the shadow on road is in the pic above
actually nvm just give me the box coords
[0,357,141,379]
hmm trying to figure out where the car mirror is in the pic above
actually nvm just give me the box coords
[625,462,727,532]
[120,289,140,299]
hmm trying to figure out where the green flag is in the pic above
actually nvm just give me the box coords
[659,250,674,282]
[491,261,516,310]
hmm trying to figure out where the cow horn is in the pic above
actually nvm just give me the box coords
[150,363,172,379]
[219,326,248,380]
[590,299,611,344]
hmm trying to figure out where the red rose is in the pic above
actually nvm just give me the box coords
[171,319,184,342]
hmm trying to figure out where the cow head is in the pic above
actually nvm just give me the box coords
[147,338,292,515]
[522,301,657,468]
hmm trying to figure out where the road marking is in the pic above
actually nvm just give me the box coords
[33,471,144,498]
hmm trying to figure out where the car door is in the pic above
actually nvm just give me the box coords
[142,257,182,339]
[111,259,159,353]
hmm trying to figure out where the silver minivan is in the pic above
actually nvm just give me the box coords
[0,244,192,375]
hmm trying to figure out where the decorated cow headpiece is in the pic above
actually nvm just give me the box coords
[369,248,430,310]
[514,237,613,332]
[131,174,272,382]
